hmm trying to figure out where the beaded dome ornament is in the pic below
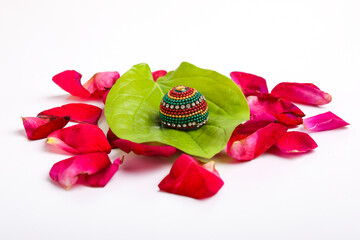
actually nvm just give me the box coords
[159,85,209,130]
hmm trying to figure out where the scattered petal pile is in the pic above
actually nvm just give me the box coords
[21,63,349,199]
[22,70,123,190]
[228,70,348,163]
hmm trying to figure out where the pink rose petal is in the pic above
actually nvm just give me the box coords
[275,131,318,153]
[49,152,117,189]
[247,93,305,117]
[271,82,332,105]
[112,139,177,157]
[22,116,70,140]
[47,124,111,154]
[247,93,305,127]
[85,156,123,187]
[152,70,167,81]
[230,72,268,96]
[158,154,224,199]
[37,103,102,125]
[303,111,349,132]
[52,70,90,98]
[83,71,120,98]
[250,112,277,122]
[227,123,288,161]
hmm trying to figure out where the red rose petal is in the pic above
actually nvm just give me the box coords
[85,156,123,187]
[227,123,288,161]
[273,113,303,127]
[83,71,120,98]
[37,103,102,125]
[52,70,90,98]
[112,139,177,157]
[49,152,116,189]
[158,154,224,199]
[275,131,318,153]
[102,90,110,104]
[152,70,167,81]
[271,82,332,105]
[303,111,349,132]
[107,128,177,157]
[106,129,118,145]
[22,116,70,140]
[106,128,119,146]
[47,123,111,154]
[230,72,268,96]
[233,117,276,136]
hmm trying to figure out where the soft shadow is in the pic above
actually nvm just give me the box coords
[41,93,74,101]
[43,142,74,156]
[267,146,316,160]
[120,153,179,173]
[211,150,249,164]
[15,129,26,137]
[157,189,219,202]
[42,94,103,103]
[47,176,86,191]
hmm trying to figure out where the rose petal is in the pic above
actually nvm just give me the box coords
[47,123,111,154]
[37,103,102,125]
[250,112,277,122]
[271,82,332,105]
[158,154,224,199]
[273,113,303,127]
[227,123,288,161]
[230,72,268,96]
[106,128,119,146]
[303,111,349,132]
[246,93,305,127]
[247,93,305,117]
[52,70,90,98]
[49,152,114,189]
[21,116,70,140]
[83,71,120,98]
[107,129,177,157]
[85,156,123,187]
[275,131,318,153]
[112,139,177,157]
[152,70,167,81]
[233,117,276,136]
[102,90,110,104]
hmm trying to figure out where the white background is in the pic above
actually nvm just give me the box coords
[1,0,359,239]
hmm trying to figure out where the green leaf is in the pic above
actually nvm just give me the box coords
[105,62,249,159]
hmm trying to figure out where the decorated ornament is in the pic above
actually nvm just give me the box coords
[159,86,209,130]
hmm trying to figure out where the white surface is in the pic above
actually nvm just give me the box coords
[1,0,359,239]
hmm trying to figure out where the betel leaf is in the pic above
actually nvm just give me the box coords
[105,62,249,159]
